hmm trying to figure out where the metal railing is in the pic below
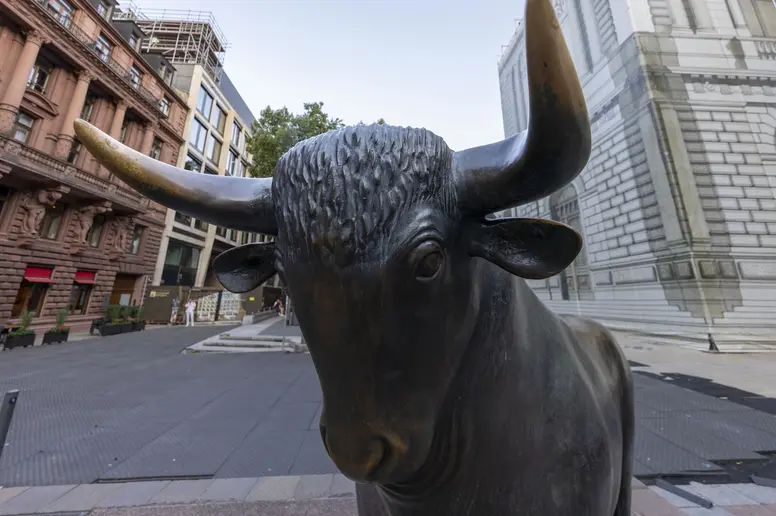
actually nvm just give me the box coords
[35,0,162,111]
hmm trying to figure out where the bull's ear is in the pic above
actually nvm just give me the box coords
[469,218,582,279]
[213,243,277,293]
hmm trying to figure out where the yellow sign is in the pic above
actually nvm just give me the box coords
[249,297,255,301]
[150,291,170,298]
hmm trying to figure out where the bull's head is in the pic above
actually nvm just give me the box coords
[75,0,589,486]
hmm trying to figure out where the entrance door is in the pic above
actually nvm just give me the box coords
[110,274,140,305]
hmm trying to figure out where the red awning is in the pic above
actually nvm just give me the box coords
[74,270,96,284]
[23,266,53,283]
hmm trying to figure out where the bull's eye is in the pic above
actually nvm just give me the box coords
[411,241,444,280]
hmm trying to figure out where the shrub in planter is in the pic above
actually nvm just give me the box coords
[128,307,147,331]
[4,310,36,350]
[100,322,124,336]
[43,309,70,345]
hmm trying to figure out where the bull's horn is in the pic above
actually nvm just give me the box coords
[73,119,277,235]
[452,0,591,216]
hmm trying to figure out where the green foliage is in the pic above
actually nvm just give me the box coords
[51,309,69,333]
[245,102,344,179]
[11,310,34,336]
[107,305,122,321]
[136,306,145,321]
[121,306,132,321]
[376,118,386,125]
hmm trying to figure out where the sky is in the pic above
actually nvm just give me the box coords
[129,0,526,151]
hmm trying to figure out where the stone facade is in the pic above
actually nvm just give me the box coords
[0,0,188,332]
[498,0,776,348]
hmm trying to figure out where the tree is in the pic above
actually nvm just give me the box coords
[376,118,386,125]
[246,102,344,178]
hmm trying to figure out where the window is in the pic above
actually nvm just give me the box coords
[130,226,144,254]
[161,240,200,286]
[128,65,142,89]
[184,153,203,172]
[193,218,208,231]
[27,59,52,93]
[159,97,170,117]
[87,214,106,247]
[240,160,248,178]
[150,137,163,160]
[128,33,140,52]
[197,85,213,119]
[96,1,109,19]
[216,226,228,238]
[13,112,34,144]
[46,0,74,27]
[66,140,82,164]
[94,33,112,63]
[81,94,96,122]
[213,106,227,135]
[189,118,207,152]
[206,134,222,163]
[751,0,776,35]
[230,229,237,242]
[12,282,49,317]
[40,203,65,240]
[174,211,192,225]
[204,166,218,175]
[241,232,249,245]
[231,120,242,147]
[68,283,92,314]
[119,121,129,143]
[227,150,239,176]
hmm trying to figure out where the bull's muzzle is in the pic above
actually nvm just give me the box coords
[320,423,390,482]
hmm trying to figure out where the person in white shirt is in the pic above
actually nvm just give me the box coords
[184,299,196,327]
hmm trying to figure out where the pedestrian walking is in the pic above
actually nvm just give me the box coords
[184,298,196,327]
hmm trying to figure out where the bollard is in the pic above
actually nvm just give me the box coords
[0,389,19,464]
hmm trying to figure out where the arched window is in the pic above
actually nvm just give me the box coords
[550,184,591,300]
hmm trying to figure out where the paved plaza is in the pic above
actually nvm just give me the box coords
[0,325,775,514]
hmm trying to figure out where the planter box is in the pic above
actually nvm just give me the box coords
[120,323,133,333]
[99,324,123,337]
[4,333,35,350]
[132,321,146,331]
[42,330,69,345]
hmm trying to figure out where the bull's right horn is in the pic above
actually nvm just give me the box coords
[74,119,277,235]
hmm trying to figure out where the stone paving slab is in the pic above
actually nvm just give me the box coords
[2,329,776,487]
[0,477,774,515]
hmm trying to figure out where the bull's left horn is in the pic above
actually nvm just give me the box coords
[452,0,591,216]
[73,119,277,235]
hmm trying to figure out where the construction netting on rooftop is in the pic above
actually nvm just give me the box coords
[114,1,230,81]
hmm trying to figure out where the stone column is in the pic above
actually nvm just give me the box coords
[725,0,747,27]
[140,122,157,155]
[688,0,714,28]
[55,71,92,159]
[667,0,691,26]
[109,100,128,139]
[0,31,46,133]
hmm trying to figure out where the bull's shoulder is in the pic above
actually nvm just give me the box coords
[559,315,630,385]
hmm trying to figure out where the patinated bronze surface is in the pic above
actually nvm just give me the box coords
[75,0,634,513]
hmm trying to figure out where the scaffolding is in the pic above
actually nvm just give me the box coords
[114,1,230,82]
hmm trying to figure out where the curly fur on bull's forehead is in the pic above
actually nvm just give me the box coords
[272,124,454,265]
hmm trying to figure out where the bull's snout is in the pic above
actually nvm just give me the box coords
[320,423,389,482]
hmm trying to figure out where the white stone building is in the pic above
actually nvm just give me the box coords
[498,0,776,348]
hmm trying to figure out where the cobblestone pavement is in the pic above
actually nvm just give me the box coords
[0,326,775,514]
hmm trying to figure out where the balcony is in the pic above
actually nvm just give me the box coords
[33,0,162,113]
[0,134,150,214]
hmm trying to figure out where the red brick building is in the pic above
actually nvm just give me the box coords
[0,0,189,333]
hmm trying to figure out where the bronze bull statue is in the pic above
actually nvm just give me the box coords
[75,0,633,513]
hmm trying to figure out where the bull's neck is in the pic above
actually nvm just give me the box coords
[375,268,563,513]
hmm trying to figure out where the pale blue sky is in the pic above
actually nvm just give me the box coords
[130,0,526,151]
